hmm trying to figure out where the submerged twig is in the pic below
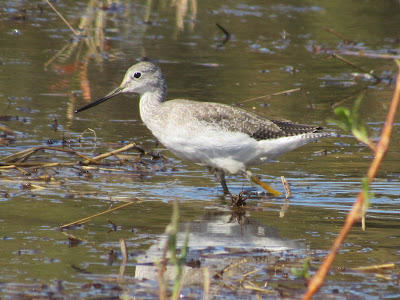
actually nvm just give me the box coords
[1,146,99,164]
[0,164,25,172]
[216,23,231,47]
[0,162,76,169]
[214,258,247,279]
[330,53,381,82]
[239,267,265,284]
[351,263,395,272]
[243,282,277,295]
[0,143,156,166]
[331,86,370,108]
[60,200,139,229]
[2,89,12,113]
[0,124,17,136]
[324,26,356,45]
[313,45,400,60]
[61,232,94,246]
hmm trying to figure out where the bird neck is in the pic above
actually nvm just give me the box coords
[139,89,166,125]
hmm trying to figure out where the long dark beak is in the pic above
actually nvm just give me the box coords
[75,87,123,114]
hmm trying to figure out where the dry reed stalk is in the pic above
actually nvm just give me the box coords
[89,143,137,162]
[45,0,80,35]
[280,176,292,198]
[60,200,139,229]
[235,88,301,105]
[1,146,99,164]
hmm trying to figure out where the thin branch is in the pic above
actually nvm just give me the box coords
[1,146,100,164]
[235,88,301,105]
[0,124,17,135]
[45,0,80,36]
[331,86,369,108]
[280,176,292,198]
[89,143,137,162]
[313,45,400,60]
[351,263,395,272]
[324,26,356,44]
[302,60,400,299]
[60,201,139,229]
[331,53,381,82]
[216,23,231,47]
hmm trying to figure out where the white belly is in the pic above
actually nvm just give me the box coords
[155,128,317,175]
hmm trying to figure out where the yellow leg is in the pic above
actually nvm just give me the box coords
[251,176,282,196]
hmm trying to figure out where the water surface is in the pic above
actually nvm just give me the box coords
[1,0,400,298]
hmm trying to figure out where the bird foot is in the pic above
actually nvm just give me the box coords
[251,176,282,196]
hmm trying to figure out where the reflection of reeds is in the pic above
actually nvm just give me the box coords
[157,200,189,300]
[144,0,198,38]
[173,0,197,31]
[44,0,114,115]
[44,0,109,67]
[44,0,199,116]
[172,0,197,38]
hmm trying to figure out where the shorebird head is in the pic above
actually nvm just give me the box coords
[75,61,166,114]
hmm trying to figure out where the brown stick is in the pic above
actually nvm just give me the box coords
[216,23,231,46]
[60,201,138,228]
[331,53,381,82]
[313,45,400,60]
[280,176,292,198]
[331,86,370,108]
[302,61,400,299]
[235,88,301,105]
[1,146,99,164]
[89,143,137,162]
[45,0,80,35]
[0,125,17,135]
[324,27,356,44]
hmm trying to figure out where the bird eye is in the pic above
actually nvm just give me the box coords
[133,72,141,79]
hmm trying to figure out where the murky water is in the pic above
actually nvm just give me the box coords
[1,0,400,298]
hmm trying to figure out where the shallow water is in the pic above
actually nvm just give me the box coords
[1,0,400,298]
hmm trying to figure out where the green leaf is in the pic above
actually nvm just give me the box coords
[291,259,310,279]
[332,107,352,131]
[332,95,373,147]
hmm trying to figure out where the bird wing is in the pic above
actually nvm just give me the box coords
[165,100,323,141]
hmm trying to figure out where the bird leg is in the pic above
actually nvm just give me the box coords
[242,170,282,196]
[210,168,230,194]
